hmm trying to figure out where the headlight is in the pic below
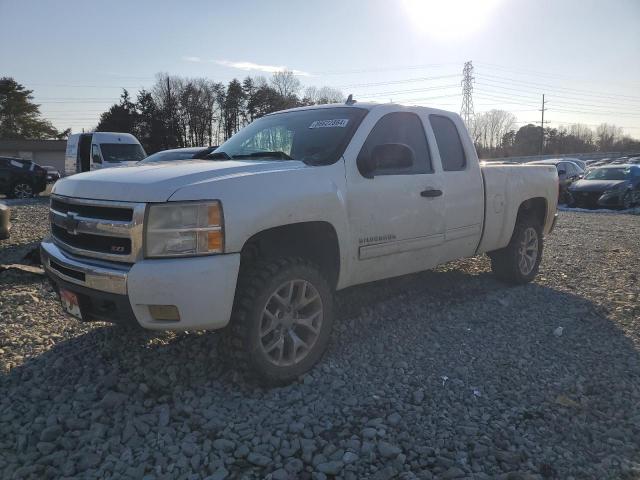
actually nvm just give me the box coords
[145,201,224,258]
[602,186,626,196]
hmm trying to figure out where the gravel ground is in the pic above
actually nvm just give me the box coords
[1,202,639,480]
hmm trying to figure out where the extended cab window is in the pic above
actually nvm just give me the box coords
[357,112,432,176]
[430,115,466,171]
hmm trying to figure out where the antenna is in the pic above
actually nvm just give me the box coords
[345,94,356,105]
[460,61,475,128]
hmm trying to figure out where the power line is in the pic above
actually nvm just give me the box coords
[356,84,459,99]
[475,73,640,103]
[475,61,640,89]
[313,63,460,76]
[336,74,460,89]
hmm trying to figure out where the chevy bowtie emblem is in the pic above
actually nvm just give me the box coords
[64,212,80,235]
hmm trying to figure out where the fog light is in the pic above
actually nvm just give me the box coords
[148,305,180,322]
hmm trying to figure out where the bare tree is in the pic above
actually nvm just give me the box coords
[270,70,301,98]
[596,123,623,151]
[304,86,344,105]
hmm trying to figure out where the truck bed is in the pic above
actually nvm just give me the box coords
[477,163,559,254]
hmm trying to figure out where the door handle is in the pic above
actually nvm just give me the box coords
[420,189,443,198]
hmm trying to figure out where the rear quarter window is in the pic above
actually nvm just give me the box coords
[430,115,466,171]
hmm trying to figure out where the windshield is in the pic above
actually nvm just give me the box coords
[584,167,630,181]
[100,143,147,163]
[140,150,203,163]
[216,107,368,165]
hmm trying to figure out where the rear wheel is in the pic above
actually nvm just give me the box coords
[622,191,632,210]
[489,217,543,284]
[221,257,334,385]
[12,182,34,199]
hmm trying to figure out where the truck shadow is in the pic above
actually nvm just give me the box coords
[2,260,639,477]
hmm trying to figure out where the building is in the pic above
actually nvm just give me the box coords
[0,139,66,173]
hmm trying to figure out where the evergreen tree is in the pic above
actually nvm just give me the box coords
[0,77,68,139]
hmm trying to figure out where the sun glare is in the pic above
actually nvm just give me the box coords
[402,0,501,39]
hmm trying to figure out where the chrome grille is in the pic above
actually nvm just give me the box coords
[49,195,146,263]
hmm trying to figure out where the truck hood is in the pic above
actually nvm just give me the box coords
[569,179,629,192]
[52,159,307,202]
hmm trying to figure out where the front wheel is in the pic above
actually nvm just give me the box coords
[489,217,543,285]
[221,257,334,385]
[12,182,34,199]
[622,191,633,210]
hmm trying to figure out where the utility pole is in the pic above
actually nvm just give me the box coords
[460,61,475,128]
[539,94,547,155]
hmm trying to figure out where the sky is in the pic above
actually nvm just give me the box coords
[1,0,639,137]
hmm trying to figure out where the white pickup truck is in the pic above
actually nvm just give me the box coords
[42,102,558,383]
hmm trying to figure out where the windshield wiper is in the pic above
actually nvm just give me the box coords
[207,151,231,160]
[231,151,292,160]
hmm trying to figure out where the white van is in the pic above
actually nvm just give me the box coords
[64,132,146,176]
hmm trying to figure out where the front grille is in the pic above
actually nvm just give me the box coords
[51,198,133,221]
[52,224,132,255]
[49,195,145,263]
[49,259,86,282]
[573,191,602,207]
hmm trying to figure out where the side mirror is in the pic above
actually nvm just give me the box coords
[358,143,414,178]
[557,169,566,176]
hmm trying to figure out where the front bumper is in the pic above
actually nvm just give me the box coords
[41,239,241,330]
[570,190,625,208]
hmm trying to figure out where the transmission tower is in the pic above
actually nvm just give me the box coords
[460,61,475,127]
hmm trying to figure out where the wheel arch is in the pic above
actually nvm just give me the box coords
[516,197,547,227]
[239,221,341,289]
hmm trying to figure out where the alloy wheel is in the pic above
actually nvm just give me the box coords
[518,227,539,276]
[13,183,33,199]
[259,279,323,367]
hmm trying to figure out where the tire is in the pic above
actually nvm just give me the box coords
[221,257,334,385]
[565,191,575,208]
[622,192,632,210]
[12,182,34,199]
[489,216,543,285]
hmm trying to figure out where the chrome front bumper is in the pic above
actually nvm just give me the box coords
[41,239,129,295]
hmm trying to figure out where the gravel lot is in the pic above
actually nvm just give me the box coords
[1,200,639,479]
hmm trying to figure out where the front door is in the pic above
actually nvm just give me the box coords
[345,110,445,285]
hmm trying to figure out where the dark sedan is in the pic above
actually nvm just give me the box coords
[138,146,218,164]
[0,156,47,198]
[530,159,583,204]
[568,165,640,209]
[42,165,61,183]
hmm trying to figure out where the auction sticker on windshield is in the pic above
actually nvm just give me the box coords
[309,119,349,128]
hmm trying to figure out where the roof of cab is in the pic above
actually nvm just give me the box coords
[267,102,460,118]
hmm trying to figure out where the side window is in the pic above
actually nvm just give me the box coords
[430,115,466,171]
[91,145,102,164]
[357,112,432,176]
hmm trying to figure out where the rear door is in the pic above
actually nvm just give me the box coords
[345,109,446,284]
[427,114,484,261]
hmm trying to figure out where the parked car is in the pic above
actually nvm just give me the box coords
[562,157,587,171]
[0,202,10,239]
[612,157,629,164]
[65,132,147,175]
[42,102,558,384]
[138,146,218,164]
[0,156,48,198]
[568,164,640,209]
[42,165,61,183]
[529,159,582,203]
